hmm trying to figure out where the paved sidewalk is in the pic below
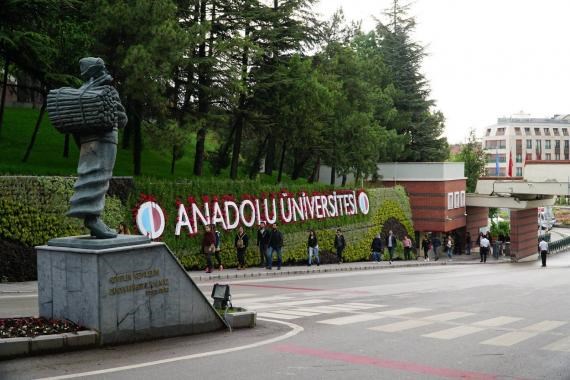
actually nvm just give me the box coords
[0,253,512,294]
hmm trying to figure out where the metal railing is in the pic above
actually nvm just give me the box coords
[547,236,570,254]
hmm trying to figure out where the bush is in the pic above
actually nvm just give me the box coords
[131,179,415,269]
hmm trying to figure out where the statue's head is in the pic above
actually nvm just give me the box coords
[79,57,108,80]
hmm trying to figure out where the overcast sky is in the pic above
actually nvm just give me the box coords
[314,0,570,144]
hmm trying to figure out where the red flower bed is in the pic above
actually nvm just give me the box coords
[0,317,86,339]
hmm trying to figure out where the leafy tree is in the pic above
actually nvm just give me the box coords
[0,0,63,139]
[375,0,448,161]
[453,128,486,192]
[89,0,187,175]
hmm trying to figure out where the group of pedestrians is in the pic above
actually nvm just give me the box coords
[202,222,285,273]
[301,228,347,267]
[369,230,414,264]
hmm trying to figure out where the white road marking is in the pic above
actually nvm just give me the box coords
[296,306,353,314]
[522,320,567,332]
[230,293,257,299]
[474,316,522,327]
[257,312,301,320]
[344,303,388,309]
[369,320,433,332]
[235,295,293,304]
[320,305,368,311]
[542,337,570,352]
[33,318,303,380]
[238,304,279,311]
[423,326,485,340]
[480,331,538,347]
[275,299,330,307]
[0,294,37,299]
[377,307,430,316]
[318,314,386,326]
[271,309,320,317]
[423,312,474,322]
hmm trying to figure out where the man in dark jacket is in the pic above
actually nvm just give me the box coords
[267,224,283,270]
[334,229,346,264]
[385,230,396,264]
[256,222,269,268]
[371,233,383,262]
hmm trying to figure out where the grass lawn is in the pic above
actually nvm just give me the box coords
[0,107,309,184]
[0,107,219,178]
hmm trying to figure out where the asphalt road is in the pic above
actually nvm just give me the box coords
[1,253,570,380]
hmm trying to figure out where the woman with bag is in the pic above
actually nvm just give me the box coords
[202,225,216,273]
[234,226,249,270]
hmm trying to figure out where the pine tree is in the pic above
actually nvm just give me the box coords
[376,0,448,162]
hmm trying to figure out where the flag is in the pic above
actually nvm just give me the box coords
[495,148,500,176]
[508,151,513,177]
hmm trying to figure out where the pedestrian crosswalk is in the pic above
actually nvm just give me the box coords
[238,294,570,353]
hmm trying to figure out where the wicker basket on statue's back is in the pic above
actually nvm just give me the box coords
[47,85,123,134]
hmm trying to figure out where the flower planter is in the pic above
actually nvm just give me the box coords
[0,330,99,360]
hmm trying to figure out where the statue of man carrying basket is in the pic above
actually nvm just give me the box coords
[47,57,127,239]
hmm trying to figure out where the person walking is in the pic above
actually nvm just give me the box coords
[267,224,283,270]
[446,235,454,260]
[256,222,269,268]
[307,230,320,266]
[214,225,224,271]
[234,226,249,270]
[421,234,431,261]
[202,225,216,273]
[403,235,412,260]
[465,232,471,255]
[431,235,441,261]
[479,233,490,263]
[539,237,549,267]
[334,229,346,264]
[385,230,396,264]
[371,233,383,262]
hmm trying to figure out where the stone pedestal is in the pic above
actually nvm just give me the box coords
[37,236,227,345]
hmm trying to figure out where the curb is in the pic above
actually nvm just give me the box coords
[0,330,99,360]
[191,258,513,282]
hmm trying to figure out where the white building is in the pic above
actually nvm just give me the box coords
[482,113,570,177]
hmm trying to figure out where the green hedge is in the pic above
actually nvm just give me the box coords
[131,178,415,268]
[0,176,415,279]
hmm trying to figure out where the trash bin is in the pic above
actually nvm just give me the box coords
[492,242,499,259]
[504,242,511,257]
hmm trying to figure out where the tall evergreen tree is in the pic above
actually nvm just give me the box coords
[376,0,448,161]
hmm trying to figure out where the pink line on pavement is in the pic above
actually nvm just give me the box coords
[272,344,499,380]
[232,283,368,294]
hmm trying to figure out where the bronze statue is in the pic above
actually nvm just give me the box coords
[47,57,127,238]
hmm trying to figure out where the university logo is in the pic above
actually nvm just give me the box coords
[136,201,165,239]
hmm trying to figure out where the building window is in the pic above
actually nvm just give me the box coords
[546,153,552,160]
[486,129,491,136]
[496,128,505,136]
[526,153,532,161]
[516,154,522,163]
[555,153,561,160]
[534,128,541,135]
[565,153,569,160]
[544,128,551,136]
[524,127,531,135]
[498,140,506,149]
[555,140,561,149]
[554,128,560,136]
[565,140,569,149]
[516,167,522,176]
[526,140,532,149]
[563,128,569,136]
[485,140,496,149]
[515,127,521,136]
[545,140,551,149]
